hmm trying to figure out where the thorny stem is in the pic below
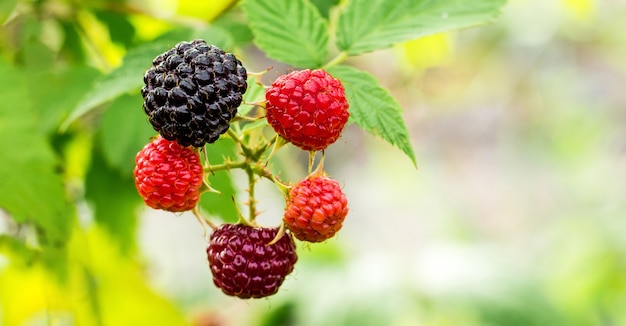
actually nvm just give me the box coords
[241,163,275,186]
[201,82,291,226]
[264,135,285,163]
[205,128,286,226]
[227,128,243,145]
[207,160,287,224]
[253,134,277,160]
[190,45,349,231]
[245,166,257,222]
[181,61,347,231]
[232,197,255,227]
[203,160,246,173]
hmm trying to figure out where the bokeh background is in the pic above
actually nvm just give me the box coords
[1,0,625,325]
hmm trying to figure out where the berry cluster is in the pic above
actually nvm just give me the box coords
[133,40,350,299]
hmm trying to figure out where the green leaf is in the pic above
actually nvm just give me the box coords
[99,94,156,175]
[59,22,87,63]
[190,24,234,50]
[62,41,176,130]
[200,139,239,223]
[62,27,241,130]
[213,15,254,46]
[328,65,416,166]
[85,149,141,254]
[94,10,136,47]
[0,236,38,267]
[0,61,72,243]
[242,0,329,68]
[29,65,101,134]
[67,228,189,326]
[20,38,55,71]
[336,0,507,55]
[19,37,101,134]
[0,0,17,24]
[310,0,340,18]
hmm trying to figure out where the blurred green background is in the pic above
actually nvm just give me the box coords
[1,0,625,325]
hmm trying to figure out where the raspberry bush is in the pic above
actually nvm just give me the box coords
[133,40,356,297]
[0,0,508,322]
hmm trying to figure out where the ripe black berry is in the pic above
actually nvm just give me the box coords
[142,39,247,147]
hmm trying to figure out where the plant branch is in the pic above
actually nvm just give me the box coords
[203,160,247,173]
[245,166,257,222]
[322,51,348,70]
[226,128,243,145]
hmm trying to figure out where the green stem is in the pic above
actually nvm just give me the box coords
[232,115,261,123]
[263,135,287,163]
[322,51,348,70]
[245,167,257,222]
[310,151,326,176]
[308,151,316,174]
[252,134,277,160]
[251,164,276,183]
[203,160,246,173]
[227,128,243,145]
[228,127,257,160]
[232,197,255,227]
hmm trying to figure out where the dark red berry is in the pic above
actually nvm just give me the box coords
[207,224,297,299]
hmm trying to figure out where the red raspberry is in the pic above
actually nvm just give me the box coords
[265,69,349,151]
[134,136,204,212]
[283,174,348,242]
[207,224,298,299]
